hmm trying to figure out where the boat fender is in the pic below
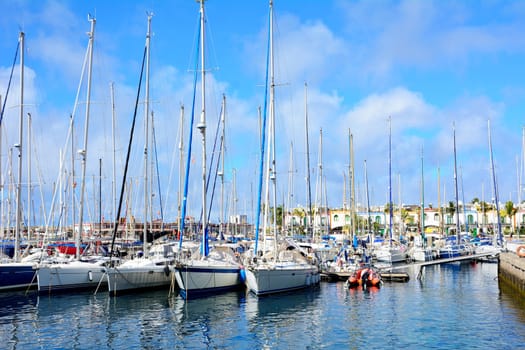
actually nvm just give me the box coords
[239,268,246,283]
[164,265,171,276]
[88,270,93,282]
[517,246,525,258]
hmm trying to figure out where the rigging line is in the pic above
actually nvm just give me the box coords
[178,17,202,250]
[207,136,223,225]
[43,32,90,249]
[151,112,164,230]
[109,45,147,261]
[198,102,223,224]
[253,5,272,256]
[0,39,19,125]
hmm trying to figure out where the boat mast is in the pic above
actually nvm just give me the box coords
[253,0,272,255]
[142,13,152,255]
[268,0,278,258]
[488,120,502,245]
[232,168,237,237]
[76,17,95,260]
[388,117,393,247]
[14,31,24,261]
[286,142,294,235]
[27,112,31,241]
[364,160,371,238]
[518,126,525,205]
[452,122,461,243]
[110,82,117,232]
[178,105,184,237]
[315,128,324,240]
[350,130,356,241]
[219,95,226,240]
[398,173,402,238]
[420,147,425,244]
[196,0,209,256]
[304,83,312,239]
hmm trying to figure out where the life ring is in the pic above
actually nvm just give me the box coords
[517,246,525,258]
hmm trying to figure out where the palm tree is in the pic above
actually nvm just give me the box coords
[292,207,306,235]
[503,201,517,235]
[446,201,456,234]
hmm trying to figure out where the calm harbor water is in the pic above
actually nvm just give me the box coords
[1,262,524,349]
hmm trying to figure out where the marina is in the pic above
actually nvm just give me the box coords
[1,0,525,348]
[1,261,524,349]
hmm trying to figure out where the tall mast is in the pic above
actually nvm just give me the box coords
[77,17,95,260]
[518,126,525,205]
[364,160,371,237]
[27,112,32,241]
[398,173,402,237]
[420,147,425,243]
[304,82,312,239]
[488,120,502,245]
[286,142,294,235]
[70,115,75,246]
[315,128,323,240]
[142,13,152,255]
[178,105,184,236]
[349,130,356,240]
[232,168,237,236]
[453,122,461,243]
[269,0,278,257]
[219,95,226,240]
[388,117,393,246]
[460,165,468,234]
[253,0,273,255]
[14,32,24,261]
[110,82,117,231]
[437,166,442,235]
[196,0,208,255]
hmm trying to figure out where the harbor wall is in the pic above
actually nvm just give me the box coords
[499,252,525,292]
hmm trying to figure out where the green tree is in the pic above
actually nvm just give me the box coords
[503,201,517,233]
[446,201,456,217]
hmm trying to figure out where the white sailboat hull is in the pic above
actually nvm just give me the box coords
[375,246,407,263]
[174,260,242,299]
[37,260,107,293]
[245,262,320,296]
[106,258,173,295]
[411,247,435,262]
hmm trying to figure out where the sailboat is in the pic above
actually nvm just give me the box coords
[474,120,503,260]
[0,31,41,291]
[36,16,114,294]
[105,14,174,296]
[174,1,243,299]
[244,0,320,296]
[374,117,407,264]
[438,123,472,259]
[410,147,434,262]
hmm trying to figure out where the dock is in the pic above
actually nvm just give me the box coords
[377,252,499,280]
[320,252,499,283]
[499,251,525,293]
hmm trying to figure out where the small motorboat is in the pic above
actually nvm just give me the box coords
[346,267,382,289]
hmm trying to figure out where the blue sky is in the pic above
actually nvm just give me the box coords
[1,0,525,227]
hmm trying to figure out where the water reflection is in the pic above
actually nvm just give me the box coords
[0,263,524,349]
[168,290,246,348]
